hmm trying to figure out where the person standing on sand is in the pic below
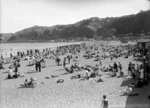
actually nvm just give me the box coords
[37,58,41,72]
[63,57,66,68]
[101,95,108,108]
[110,56,113,62]
[118,62,122,72]
[14,60,20,78]
[35,57,41,72]
[10,53,13,58]
[113,62,118,72]
[140,65,144,80]
[35,58,38,72]
[128,62,132,76]
[99,60,102,67]
[56,57,60,66]
[67,55,71,64]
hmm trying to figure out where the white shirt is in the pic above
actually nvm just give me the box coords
[9,69,13,75]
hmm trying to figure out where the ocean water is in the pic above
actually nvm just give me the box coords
[0,42,81,58]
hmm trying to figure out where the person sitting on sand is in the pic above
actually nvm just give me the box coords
[108,65,113,72]
[120,71,124,77]
[28,77,37,87]
[123,85,132,95]
[0,61,5,69]
[7,67,13,79]
[102,66,108,72]
[24,79,28,87]
[95,75,103,83]
[134,79,143,88]
[85,70,90,79]
[12,71,21,78]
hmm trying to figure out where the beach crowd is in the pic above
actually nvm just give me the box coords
[0,41,150,108]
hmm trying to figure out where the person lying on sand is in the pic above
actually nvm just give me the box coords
[57,79,64,83]
[71,74,81,79]
[26,61,34,66]
[120,85,138,96]
[65,67,73,74]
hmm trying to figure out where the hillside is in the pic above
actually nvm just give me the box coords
[1,10,150,43]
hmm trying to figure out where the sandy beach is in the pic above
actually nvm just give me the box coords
[0,41,150,108]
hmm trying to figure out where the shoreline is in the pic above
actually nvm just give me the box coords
[0,41,83,58]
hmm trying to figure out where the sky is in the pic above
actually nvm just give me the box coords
[1,0,150,33]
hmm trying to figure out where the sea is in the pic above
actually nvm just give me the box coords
[0,42,82,58]
[0,41,136,58]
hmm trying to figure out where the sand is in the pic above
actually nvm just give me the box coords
[0,41,150,108]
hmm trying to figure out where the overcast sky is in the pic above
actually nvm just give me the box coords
[1,0,150,33]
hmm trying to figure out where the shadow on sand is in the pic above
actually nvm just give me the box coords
[54,68,65,72]
[121,78,150,108]
[121,77,134,87]
[25,71,37,74]
[2,71,9,74]
[18,86,35,89]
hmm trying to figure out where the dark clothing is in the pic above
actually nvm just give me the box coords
[35,60,41,72]
[102,99,108,108]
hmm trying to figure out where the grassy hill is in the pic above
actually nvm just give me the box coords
[1,10,150,43]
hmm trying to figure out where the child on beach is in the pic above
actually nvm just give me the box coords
[101,95,108,108]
